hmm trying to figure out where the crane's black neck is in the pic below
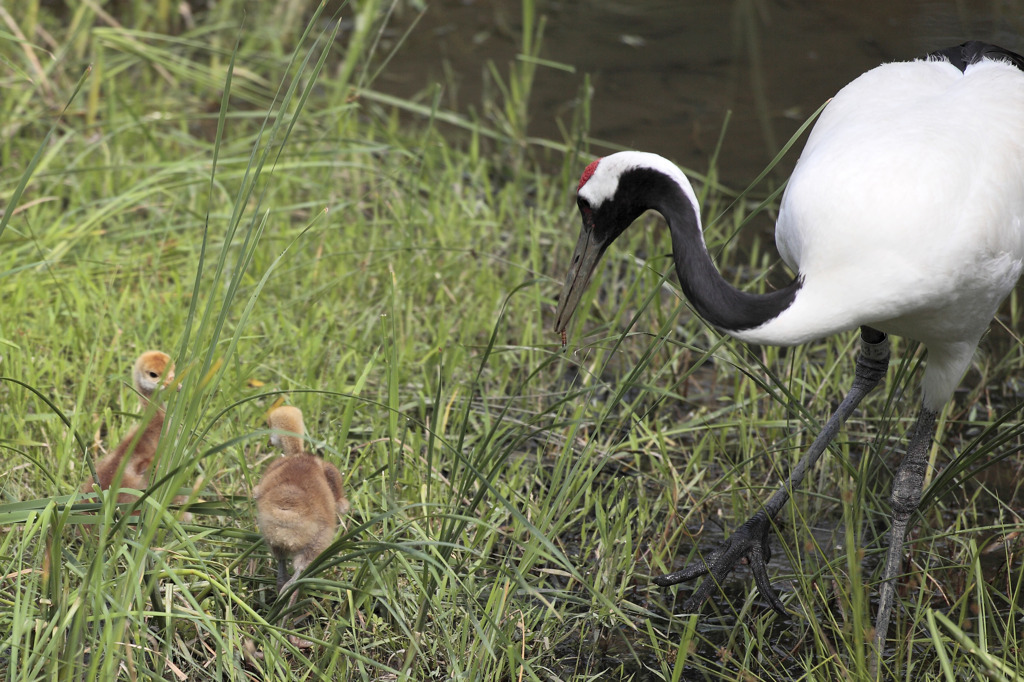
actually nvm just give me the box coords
[614,168,801,333]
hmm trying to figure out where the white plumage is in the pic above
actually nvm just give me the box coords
[761,59,1024,375]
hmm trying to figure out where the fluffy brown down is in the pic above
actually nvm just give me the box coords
[254,406,349,598]
[82,351,175,503]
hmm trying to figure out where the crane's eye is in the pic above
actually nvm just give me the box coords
[577,197,592,218]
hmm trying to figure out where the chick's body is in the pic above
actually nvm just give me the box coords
[83,351,175,501]
[254,406,349,594]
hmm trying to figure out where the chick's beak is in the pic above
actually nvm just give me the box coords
[553,221,605,336]
[163,372,179,392]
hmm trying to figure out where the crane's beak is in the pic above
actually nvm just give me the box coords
[553,223,605,336]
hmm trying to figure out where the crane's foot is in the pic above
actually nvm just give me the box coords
[652,510,787,615]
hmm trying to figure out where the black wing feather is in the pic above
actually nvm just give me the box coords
[929,41,1024,73]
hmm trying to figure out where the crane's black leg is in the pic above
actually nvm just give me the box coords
[654,327,890,613]
[873,405,938,665]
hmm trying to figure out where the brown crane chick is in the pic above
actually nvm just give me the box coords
[82,351,175,503]
[254,406,349,604]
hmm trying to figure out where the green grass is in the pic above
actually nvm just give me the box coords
[2,1,1024,680]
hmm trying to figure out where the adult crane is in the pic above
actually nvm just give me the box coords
[552,41,1024,657]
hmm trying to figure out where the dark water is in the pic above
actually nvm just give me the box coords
[378,0,1024,185]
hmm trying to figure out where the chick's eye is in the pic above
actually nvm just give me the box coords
[149,371,159,378]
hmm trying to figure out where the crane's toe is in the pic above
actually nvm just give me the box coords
[653,510,787,615]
